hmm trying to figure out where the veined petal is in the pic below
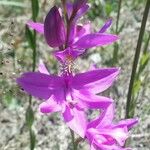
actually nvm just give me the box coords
[73,0,88,12]
[74,33,118,49]
[63,105,87,138]
[72,68,120,94]
[88,104,114,129]
[74,4,89,21]
[94,143,126,150]
[73,90,113,109]
[44,6,66,47]
[66,3,73,19]
[98,127,128,146]
[99,19,112,33]
[39,98,61,113]
[90,144,97,150]
[38,59,50,75]
[27,21,44,34]
[17,72,64,100]
[75,23,91,42]
[115,118,138,129]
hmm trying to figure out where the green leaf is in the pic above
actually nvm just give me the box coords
[31,0,39,21]
[118,22,125,33]
[139,52,150,74]
[26,106,34,128]
[105,3,112,16]
[133,79,141,96]
[30,129,36,150]
[25,26,35,50]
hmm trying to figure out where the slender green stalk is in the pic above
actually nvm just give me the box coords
[70,129,78,150]
[25,0,39,150]
[125,0,150,119]
[112,0,122,64]
[143,33,150,54]
[116,0,122,34]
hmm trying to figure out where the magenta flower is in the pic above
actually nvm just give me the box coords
[86,104,138,150]
[27,5,118,62]
[17,61,119,137]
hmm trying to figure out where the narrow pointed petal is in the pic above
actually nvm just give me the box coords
[88,104,114,129]
[74,33,118,49]
[97,104,115,128]
[116,118,138,129]
[90,144,97,150]
[44,6,66,47]
[74,4,89,21]
[75,23,91,42]
[63,106,87,138]
[73,90,113,109]
[94,143,126,150]
[98,127,128,146]
[73,0,87,12]
[17,72,64,100]
[38,59,49,75]
[27,21,44,34]
[39,99,61,113]
[99,19,112,33]
[66,3,73,18]
[72,68,120,94]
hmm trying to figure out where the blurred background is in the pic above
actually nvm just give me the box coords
[0,0,150,149]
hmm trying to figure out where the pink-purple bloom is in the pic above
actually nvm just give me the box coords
[86,104,138,150]
[18,0,138,148]
[27,5,118,62]
[17,61,119,137]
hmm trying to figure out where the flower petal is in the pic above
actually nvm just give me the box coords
[39,98,61,113]
[98,127,128,146]
[73,0,88,12]
[74,33,118,49]
[17,72,64,100]
[88,104,114,129]
[73,90,113,109]
[72,68,120,94]
[53,48,83,63]
[74,4,89,21]
[27,21,44,34]
[38,59,49,75]
[116,118,138,129]
[75,23,91,42]
[63,105,87,138]
[99,19,112,33]
[44,6,66,47]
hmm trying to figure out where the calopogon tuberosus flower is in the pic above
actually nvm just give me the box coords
[17,60,120,137]
[27,4,118,62]
[86,104,138,150]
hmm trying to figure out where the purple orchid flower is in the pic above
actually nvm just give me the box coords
[86,104,138,150]
[17,60,119,137]
[27,4,118,62]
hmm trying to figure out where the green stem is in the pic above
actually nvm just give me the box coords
[32,30,37,72]
[116,0,122,34]
[112,0,122,64]
[125,0,150,118]
[70,129,78,150]
[26,1,39,150]
[143,32,150,54]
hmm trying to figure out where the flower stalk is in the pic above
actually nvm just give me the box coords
[125,0,150,118]
[70,129,78,150]
[113,0,122,64]
[25,0,39,149]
